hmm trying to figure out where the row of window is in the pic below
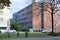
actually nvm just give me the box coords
[16,11,32,18]
[16,5,32,14]
[0,18,3,21]
[17,16,31,21]
[0,11,3,15]
[21,21,32,25]
[0,11,3,21]
[0,27,6,30]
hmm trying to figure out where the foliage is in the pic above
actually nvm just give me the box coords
[48,32,60,36]
[10,22,23,31]
[22,26,29,32]
[10,22,23,37]
[0,0,11,6]
[11,22,29,32]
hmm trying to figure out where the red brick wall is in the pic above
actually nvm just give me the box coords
[32,3,41,30]
[56,24,60,32]
[32,2,58,30]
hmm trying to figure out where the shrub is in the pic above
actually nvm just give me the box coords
[48,32,60,36]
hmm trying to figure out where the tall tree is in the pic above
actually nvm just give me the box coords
[48,0,58,33]
[31,0,58,33]
[22,26,29,37]
[11,22,23,37]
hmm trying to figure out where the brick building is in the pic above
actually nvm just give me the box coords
[13,5,32,28]
[13,1,59,32]
[32,2,58,31]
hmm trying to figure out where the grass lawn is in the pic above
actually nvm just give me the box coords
[0,33,48,38]
[28,33,48,37]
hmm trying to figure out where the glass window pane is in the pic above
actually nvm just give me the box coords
[0,27,6,30]
[0,18,3,21]
[0,11,3,15]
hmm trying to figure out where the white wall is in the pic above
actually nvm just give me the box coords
[0,6,10,27]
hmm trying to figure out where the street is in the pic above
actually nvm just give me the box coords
[0,36,60,40]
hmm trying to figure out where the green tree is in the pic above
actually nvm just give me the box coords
[0,0,11,6]
[22,26,29,37]
[11,22,23,37]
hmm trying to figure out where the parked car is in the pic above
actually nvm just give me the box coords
[42,29,52,32]
[0,30,6,33]
[5,30,17,33]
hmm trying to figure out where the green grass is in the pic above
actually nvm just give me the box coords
[28,33,48,37]
[0,33,48,38]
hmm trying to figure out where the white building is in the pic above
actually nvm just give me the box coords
[0,4,10,33]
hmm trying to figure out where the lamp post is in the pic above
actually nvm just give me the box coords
[7,18,10,37]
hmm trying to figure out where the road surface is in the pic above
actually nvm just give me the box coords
[0,36,60,40]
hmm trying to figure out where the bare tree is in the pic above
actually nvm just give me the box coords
[27,0,59,33]
[47,0,58,33]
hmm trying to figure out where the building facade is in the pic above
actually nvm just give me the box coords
[0,4,10,33]
[13,5,32,28]
[13,0,59,32]
[55,0,60,32]
[32,2,58,31]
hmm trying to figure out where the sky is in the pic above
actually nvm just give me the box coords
[10,0,31,18]
[10,0,60,18]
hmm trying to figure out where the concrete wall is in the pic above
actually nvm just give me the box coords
[0,6,10,27]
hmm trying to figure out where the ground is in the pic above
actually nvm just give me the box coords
[0,36,60,40]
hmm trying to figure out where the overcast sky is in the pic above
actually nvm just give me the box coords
[10,0,31,18]
[10,0,60,18]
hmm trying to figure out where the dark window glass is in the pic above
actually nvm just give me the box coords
[0,27,6,30]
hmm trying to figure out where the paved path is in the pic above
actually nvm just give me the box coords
[0,37,60,40]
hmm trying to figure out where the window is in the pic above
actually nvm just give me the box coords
[0,11,3,15]
[0,18,3,21]
[0,27,6,30]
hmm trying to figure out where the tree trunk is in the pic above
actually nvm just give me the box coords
[25,32,28,37]
[17,31,19,37]
[51,8,54,34]
[7,32,10,37]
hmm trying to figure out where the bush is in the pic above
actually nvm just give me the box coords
[0,31,1,33]
[33,30,43,32]
[56,33,60,36]
[48,32,60,36]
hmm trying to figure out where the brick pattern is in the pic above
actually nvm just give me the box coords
[32,2,58,30]
[56,24,60,32]
[32,3,41,30]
